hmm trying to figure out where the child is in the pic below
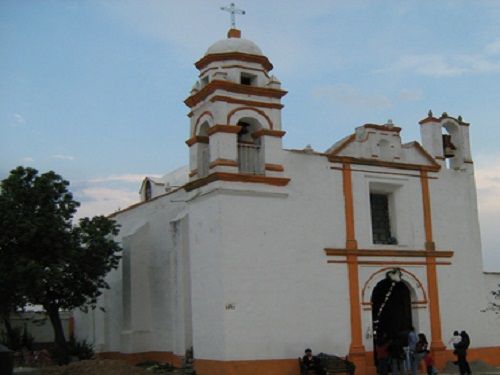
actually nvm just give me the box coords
[448,330,461,347]
[423,350,438,375]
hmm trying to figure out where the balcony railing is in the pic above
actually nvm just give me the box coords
[238,143,264,175]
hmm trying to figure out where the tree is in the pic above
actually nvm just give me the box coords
[490,284,500,313]
[0,166,121,364]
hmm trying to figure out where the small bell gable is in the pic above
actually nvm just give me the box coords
[327,121,440,171]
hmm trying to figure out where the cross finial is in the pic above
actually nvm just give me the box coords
[221,2,245,28]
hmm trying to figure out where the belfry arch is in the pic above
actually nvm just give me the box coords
[197,122,210,178]
[237,117,264,174]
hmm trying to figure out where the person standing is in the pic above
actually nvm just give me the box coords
[388,336,406,375]
[415,333,429,371]
[423,350,437,375]
[407,327,418,375]
[454,331,471,375]
[375,335,390,375]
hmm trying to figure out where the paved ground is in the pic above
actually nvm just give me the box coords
[13,359,500,375]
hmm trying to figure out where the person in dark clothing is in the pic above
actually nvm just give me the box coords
[375,335,390,375]
[454,331,471,375]
[388,336,406,375]
[415,333,429,370]
[423,350,437,375]
[301,348,326,375]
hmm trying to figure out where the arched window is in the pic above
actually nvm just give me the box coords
[237,118,263,175]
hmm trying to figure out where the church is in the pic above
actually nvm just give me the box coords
[75,24,500,375]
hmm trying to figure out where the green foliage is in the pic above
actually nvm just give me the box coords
[0,325,33,351]
[0,166,122,363]
[67,335,94,360]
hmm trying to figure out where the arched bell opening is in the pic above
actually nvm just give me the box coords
[237,118,264,175]
[197,122,210,178]
[442,121,460,170]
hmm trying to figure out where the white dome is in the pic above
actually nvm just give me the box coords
[205,37,263,56]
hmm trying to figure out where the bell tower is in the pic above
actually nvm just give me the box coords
[419,111,473,172]
[184,28,289,188]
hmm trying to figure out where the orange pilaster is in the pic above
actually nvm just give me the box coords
[342,163,366,372]
[420,171,446,366]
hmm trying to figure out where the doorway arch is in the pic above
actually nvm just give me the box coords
[371,269,413,341]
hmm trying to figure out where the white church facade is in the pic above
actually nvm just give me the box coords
[75,28,500,375]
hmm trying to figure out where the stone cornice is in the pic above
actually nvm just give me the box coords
[184,80,287,108]
[195,52,273,71]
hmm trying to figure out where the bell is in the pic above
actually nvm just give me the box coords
[444,146,456,158]
[442,134,456,158]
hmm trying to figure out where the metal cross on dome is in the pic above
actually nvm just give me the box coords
[220,2,245,28]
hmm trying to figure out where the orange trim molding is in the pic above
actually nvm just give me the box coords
[189,169,198,177]
[184,172,290,191]
[329,155,441,172]
[363,124,402,133]
[194,111,214,135]
[341,163,366,369]
[265,163,284,172]
[253,129,286,138]
[186,135,209,146]
[361,267,428,306]
[185,80,287,108]
[195,358,297,375]
[328,134,356,156]
[325,248,453,258]
[207,124,242,136]
[209,159,238,168]
[420,170,434,249]
[195,52,274,71]
[342,164,357,250]
[227,106,274,129]
[210,95,284,109]
[420,170,446,362]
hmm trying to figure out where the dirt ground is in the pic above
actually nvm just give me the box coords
[39,359,186,375]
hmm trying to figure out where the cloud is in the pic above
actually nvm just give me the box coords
[88,174,160,184]
[379,38,500,77]
[314,84,392,110]
[13,113,26,127]
[72,172,161,219]
[475,156,500,271]
[485,38,500,55]
[75,186,139,220]
[20,157,34,163]
[475,157,500,214]
[52,154,75,161]
[379,55,467,77]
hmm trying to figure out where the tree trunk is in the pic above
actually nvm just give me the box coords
[45,304,69,365]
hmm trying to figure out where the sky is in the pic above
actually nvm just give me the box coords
[1,0,500,271]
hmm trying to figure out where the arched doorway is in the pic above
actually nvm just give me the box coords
[371,269,412,341]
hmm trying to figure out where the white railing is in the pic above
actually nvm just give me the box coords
[199,146,210,177]
[238,143,264,175]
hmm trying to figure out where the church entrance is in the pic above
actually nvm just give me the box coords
[371,269,413,350]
